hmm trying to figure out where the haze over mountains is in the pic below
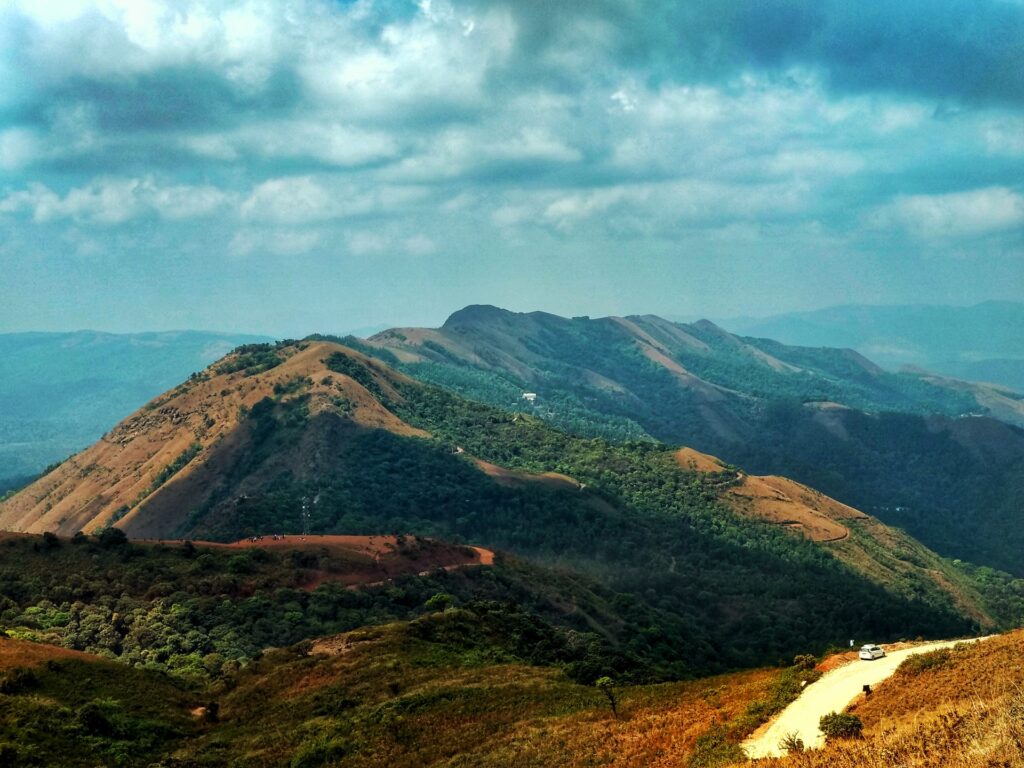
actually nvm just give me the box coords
[0,330,268,491]
[2,317,1024,766]
[714,302,1024,392]
[3,338,1016,657]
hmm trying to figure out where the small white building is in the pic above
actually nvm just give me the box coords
[522,392,537,403]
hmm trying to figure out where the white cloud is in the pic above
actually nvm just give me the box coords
[404,234,436,256]
[228,227,321,258]
[0,128,41,171]
[0,177,232,225]
[188,121,401,168]
[240,176,335,224]
[346,230,391,256]
[880,187,1024,239]
[241,175,429,224]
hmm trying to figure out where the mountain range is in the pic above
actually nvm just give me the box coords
[360,306,1024,575]
[5,338,1019,675]
[2,317,1024,766]
[713,301,1024,392]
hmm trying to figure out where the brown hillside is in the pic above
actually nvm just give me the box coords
[0,341,426,537]
[0,633,97,669]
[749,629,1024,767]
[672,446,993,627]
[473,458,582,491]
[726,474,866,543]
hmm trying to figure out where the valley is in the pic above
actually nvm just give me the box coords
[0,329,1021,767]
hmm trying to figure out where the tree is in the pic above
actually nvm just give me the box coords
[595,676,618,718]
[424,593,454,612]
[779,731,804,753]
[97,527,128,548]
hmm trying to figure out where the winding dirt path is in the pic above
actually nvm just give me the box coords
[742,636,993,759]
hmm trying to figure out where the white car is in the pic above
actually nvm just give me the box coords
[859,643,886,660]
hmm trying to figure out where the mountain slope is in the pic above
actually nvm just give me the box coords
[359,307,1024,575]
[0,341,423,537]
[757,629,1024,767]
[719,301,1024,392]
[3,340,1020,669]
[0,330,270,487]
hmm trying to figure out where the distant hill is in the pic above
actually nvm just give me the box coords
[716,302,1024,392]
[0,330,270,486]
[360,306,1024,575]
[3,339,1010,674]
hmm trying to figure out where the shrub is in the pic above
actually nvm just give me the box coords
[290,736,352,768]
[819,711,863,740]
[900,648,953,675]
[0,667,37,694]
[779,731,804,753]
[97,527,128,548]
[424,593,454,612]
[793,653,817,670]
[75,701,117,736]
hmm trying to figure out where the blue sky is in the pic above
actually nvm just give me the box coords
[0,0,1022,335]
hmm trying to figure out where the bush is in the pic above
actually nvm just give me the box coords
[779,731,804,753]
[75,701,117,736]
[97,527,128,548]
[819,711,863,740]
[899,648,953,675]
[0,667,37,694]
[424,593,454,612]
[792,653,817,670]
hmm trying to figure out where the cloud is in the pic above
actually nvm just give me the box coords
[879,187,1024,239]
[0,177,232,224]
[240,176,428,224]
[0,128,40,170]
[228,227,321,258]
[0,0,1021,334]
[346,231,391,256]
[475,0,1024,106]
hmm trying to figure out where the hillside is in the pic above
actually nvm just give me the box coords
[2,340,1021,675]
[0,609,787,768]
[753,629,1024,767]
[0,633,201,767]
[357,307,1024,575]
[0,330,270,488]
[0,530,706,684]
[720,301,1024,392]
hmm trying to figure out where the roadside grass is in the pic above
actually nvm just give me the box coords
[744,630,1024,767]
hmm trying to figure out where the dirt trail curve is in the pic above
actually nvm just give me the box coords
[742,636,994,759]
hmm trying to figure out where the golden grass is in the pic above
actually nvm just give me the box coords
[744,630,1024,768]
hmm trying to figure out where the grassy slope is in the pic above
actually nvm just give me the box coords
[4,342,1014,673]
[750,629,1024,767]
[176,611,786,768]
[357,310,1024,576]
[0,635,201,767]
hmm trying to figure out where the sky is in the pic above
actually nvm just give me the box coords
[0,0,1022,336]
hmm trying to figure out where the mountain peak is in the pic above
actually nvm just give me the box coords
[441,304,514,329]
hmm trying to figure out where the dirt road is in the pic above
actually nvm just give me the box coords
[742,636,991,759]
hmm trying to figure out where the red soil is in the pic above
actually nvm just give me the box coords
[0,635,96,669]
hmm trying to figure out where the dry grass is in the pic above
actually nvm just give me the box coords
[0,634,95,669]
[744,630,1024,768]
[0,341,426,537]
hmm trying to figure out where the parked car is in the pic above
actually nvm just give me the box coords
[859,644,886,660]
